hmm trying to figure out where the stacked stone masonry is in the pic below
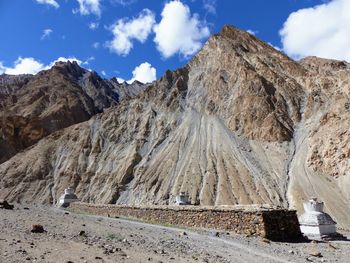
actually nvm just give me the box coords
[69,203,303,242]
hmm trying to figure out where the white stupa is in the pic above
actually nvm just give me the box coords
[299,198,337,238]
[58,187,78,207]
[176,192,189,205]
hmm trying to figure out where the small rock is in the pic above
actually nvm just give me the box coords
[262,238,270,244]
[0,200,14,210]
[288,250,295,254]
[209,231,219,237]
[79,231,86,237]
[31,225,45,233]
[328,243,338,250]
[310,252,322,258]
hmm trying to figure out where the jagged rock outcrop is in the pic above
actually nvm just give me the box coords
[108,78,150,99]
[0,25,349,229]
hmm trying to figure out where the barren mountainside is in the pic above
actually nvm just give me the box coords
[0,61,146,163]
[0,25,349,229]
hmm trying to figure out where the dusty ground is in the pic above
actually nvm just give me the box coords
[0,204,349,263]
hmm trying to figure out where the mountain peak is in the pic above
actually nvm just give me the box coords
[50,60,87,80]
[53,60,80,68]
[218,24,247,38]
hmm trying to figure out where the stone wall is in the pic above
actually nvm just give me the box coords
[69,203,303,242]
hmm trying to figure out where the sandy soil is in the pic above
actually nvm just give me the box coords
[0,204,349,263]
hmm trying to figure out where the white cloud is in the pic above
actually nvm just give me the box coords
[36,0,59,9]
[127,62,156,84]
[268,42,282,52]
[92,42,100,49]
[73,0,102,17]
[1,57,45,75]
[154,0,210,58]
[246,29,257,36]
[101,70,107,76]
[0,57,85,75]
[41,28,53,40]
[111,0,137,6]
[82,56,95,65]
[106,9,155,56]
[280,0,350,61]
[88,22,99,30]
[203,0,216,15]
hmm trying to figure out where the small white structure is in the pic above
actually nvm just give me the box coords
[176,192,189,205]
[58,187,78,207]
[299,198,337,238]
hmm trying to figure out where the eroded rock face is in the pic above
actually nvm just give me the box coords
[0,25,349,229]
[187,25,305,142]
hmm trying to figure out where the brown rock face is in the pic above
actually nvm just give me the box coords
[0,25,349,229]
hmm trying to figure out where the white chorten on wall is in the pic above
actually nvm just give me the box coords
[299,198,337,238]
[58,187,78,207]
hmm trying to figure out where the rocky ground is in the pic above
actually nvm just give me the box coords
[0,204,349,263]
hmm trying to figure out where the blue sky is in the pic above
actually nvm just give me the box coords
[1,0,348,82]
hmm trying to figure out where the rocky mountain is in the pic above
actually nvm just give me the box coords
[0,61,147,164]
[0,25,349,229]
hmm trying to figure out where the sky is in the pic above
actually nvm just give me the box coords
[0,0,349,83]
